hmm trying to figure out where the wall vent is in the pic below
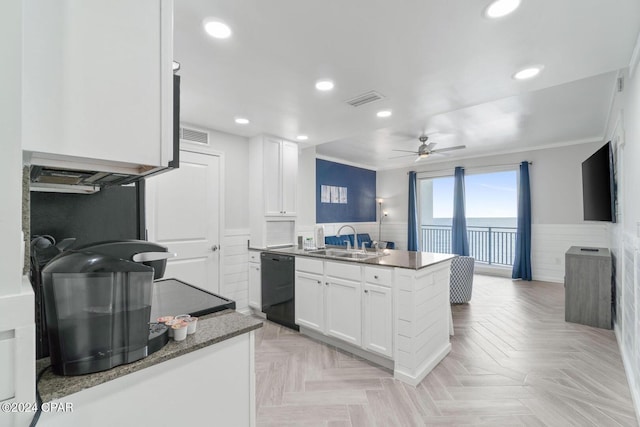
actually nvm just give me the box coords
[180,127,209,145]
[345,90,385,107]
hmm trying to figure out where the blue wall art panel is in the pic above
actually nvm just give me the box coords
[316,159,376,223]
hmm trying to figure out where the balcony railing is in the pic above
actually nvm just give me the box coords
[420,224,517,266]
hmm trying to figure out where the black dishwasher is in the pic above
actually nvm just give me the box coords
[261,253,298,331]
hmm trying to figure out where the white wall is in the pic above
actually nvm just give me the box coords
[377,142,610,280]
[606,36,640,418]
[297,145,316,233]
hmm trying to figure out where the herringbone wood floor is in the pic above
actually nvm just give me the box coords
[255,275,638,426]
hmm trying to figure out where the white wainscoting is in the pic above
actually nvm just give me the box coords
[614,231,640,419]
[221,229,250,312]
[531,223,609,283]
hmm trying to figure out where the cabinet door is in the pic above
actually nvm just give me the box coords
[295,272,324,332]
[280,141,298,216]
[23,0,172,168]
[248,262,261,310]
[263,137,283,216]
[363,283,393,358]
[325,277,361,346]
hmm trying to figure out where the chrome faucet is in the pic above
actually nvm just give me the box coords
[336,225,359,251]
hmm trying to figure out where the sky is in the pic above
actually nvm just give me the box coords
[430,170,517,218]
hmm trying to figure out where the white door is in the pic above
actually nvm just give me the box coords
[146,150,221,294]
[363,283,393,358]
[325,277,362,346]
[295,272,324,332]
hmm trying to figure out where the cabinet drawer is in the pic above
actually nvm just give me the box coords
[326,261,361,282]
[364,267,392,286]
[249,251,261,263]
[296,257,324,275]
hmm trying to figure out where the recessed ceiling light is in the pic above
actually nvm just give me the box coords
[485,0,521,18]
[234,117,249,125]
[203,19,232,39]
[296,135,309,141]
[315,80,334,91]
[376,110,392,118]
[513,66,543,80]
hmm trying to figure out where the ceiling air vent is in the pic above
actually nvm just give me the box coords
[345,90,385,107]
[180,127,209,145]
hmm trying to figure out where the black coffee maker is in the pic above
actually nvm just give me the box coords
[41,240,173,376]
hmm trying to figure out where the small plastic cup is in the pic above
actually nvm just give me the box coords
[174,314,191,321]
[157,316,174,323]
[172,323,188,341]
[184,317,198,335]
[165,319,182,337]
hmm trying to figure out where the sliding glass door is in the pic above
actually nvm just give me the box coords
[418,169,518,266]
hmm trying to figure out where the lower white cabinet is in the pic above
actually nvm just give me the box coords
[363,283,393,357]
[248,251,262,310]
[295,259,391,357]
[294,272,324,331]
[325,277,361,346]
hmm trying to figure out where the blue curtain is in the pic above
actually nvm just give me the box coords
[512,161,532,280]
[407,171,419,251]
[451,167,469,256]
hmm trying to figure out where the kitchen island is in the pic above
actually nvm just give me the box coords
[264,246,455,386]
[36,310,262,427]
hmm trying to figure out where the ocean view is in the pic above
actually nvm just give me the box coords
[426,217,517,228]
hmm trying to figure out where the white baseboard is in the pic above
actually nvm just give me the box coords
[393,343,451,387]
[615,324,640,423]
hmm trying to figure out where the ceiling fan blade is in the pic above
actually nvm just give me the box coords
[392,149,419,153]
[414,156,425,162]
[389,154,418,159]
[431,145,466,153]
[426,142,437,150]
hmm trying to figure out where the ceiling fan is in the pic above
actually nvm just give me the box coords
[390,135,466,162]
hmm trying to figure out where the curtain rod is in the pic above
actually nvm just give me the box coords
[406,161,532,175]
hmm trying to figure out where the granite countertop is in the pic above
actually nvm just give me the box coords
[36,310,262,403]
[258,246,456,270]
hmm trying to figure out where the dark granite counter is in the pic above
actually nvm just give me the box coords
[258,246,456,270]
[36,310,262,402]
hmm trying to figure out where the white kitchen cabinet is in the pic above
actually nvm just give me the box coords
[262,137,298,216]
[248,251,262,311]
[363,283,393,358]
[249,135,298,248]
[23,0,174,173]
[325,276,361,346]
[294,272,324,332]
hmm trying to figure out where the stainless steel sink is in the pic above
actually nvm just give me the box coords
[308,248,386,261]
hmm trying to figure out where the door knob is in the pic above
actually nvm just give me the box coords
[211,245,219,252]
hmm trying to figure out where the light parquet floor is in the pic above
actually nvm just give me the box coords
[254,275,638,426]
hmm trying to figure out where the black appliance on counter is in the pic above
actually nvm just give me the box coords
[41,240,174,376]
[151,278,235,320]
[261,253,298,331]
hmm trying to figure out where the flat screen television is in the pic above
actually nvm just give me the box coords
[582,141,616,222]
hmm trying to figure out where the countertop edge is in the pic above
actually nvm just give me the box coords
[259,246,456,270]
[37,310,263,402]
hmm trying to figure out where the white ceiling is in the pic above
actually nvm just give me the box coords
[174,0,640,170]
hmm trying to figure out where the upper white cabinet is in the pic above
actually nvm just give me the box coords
[22,0,174,173]
[249,135,298,248]
[262,137,298,216]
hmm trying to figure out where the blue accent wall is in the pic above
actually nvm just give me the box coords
[316,159,376,223]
